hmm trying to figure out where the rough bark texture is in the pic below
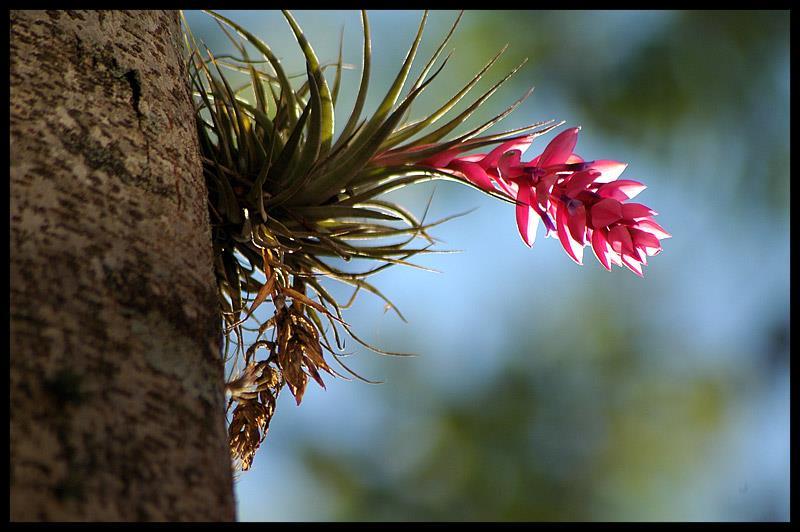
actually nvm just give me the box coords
[10,10,235,521]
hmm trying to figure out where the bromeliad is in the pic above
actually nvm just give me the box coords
[182,9,668,470]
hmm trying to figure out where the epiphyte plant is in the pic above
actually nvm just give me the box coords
[182,9,670,471]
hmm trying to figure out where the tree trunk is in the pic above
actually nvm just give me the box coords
[10,10,235,521]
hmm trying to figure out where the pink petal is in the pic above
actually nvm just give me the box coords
[515,186,539,247]
[608,225,636,257]
[448,160,495,193]
[372,143,433,166]
[498,150,523,179]
[629,228,662,256]
[417,147,464,168]
[494,171,519,197]
[622,203,657,220]
[566,200,587,245]
[480,135,535,170]
[556,202,585,265]
[637,246,649,264]
[564,170,600,198]
[536,174,557,210]
[566,154,584,164]
[621,255,644,277]
[585,160,627,183]
[538,202,557,235]
[633,218,671,240]
[525,154,541,167]
[590,198,624,228]
[539,127,580,167]
[597,180,647,201]
[590,228,613,271]
[457,154,486,163]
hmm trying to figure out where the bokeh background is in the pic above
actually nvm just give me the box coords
[184,10,790,521]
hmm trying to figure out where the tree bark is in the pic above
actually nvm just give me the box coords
[10,10,235,521]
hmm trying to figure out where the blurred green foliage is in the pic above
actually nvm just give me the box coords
[299,297,733,520]
[462,11,789,211]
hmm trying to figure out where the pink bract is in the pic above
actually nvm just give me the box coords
[411,127,669,276]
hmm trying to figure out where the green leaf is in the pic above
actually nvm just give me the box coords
[221,247,244,317]
[371,103,554,171]
[332,27,345,108]
[335,10,371,151]
[282,10,335,155]
[236,99,282,156]
[450,88,544,144]
[382,44,509,150]
[291,205,403,222]
[341,209,476,243]
[246,61,270,120]
[344,167,515,206]
[193,56,234,166]
[298,52,451,205]
[304,256,409,325]
[207,51,252,168]
[360,10,427,137]
[330,9,427,169]
[283,65,323,188]
[396,11,463,126]
[204,10,300,130]
[407,57,529,147]
[246,116,279,222]
[267,97,312,193]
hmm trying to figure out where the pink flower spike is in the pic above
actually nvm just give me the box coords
[538,127,580,167]
[584,160,628,183]
[417,124,667,277]
[590,198,624,228]
[448,159,497,194]
[597,180,647,201]
[514,186,540,247]
[556,204,584,265]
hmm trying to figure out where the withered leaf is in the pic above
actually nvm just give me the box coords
[303,354,327,389]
